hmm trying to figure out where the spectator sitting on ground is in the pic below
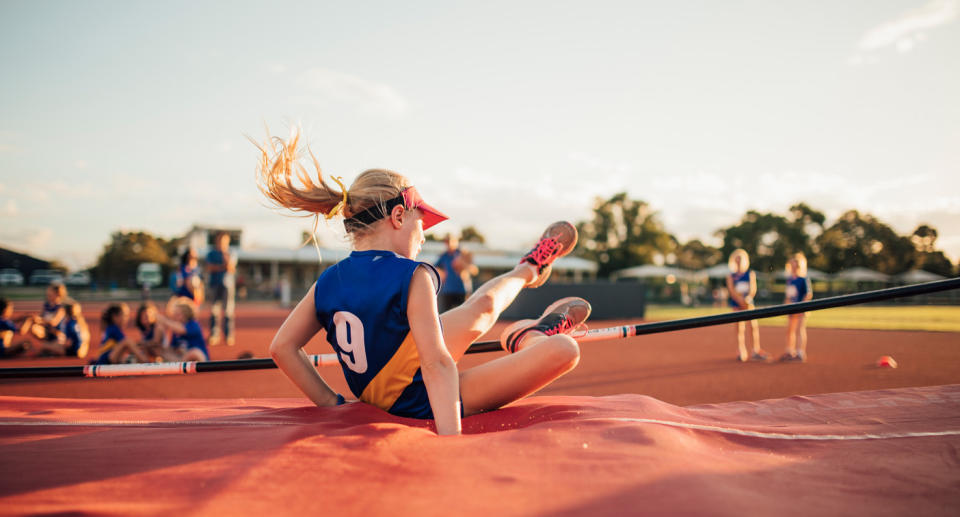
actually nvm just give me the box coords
[92,303,150,365]
[31,301,90,358]
[28,282,67,343]
[0,298,33,358]
[162,300,209,362]
[135,302,177,361]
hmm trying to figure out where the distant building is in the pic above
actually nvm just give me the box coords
[0,246,55,279]
[174,225,598,299]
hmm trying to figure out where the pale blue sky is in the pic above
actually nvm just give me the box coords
[1,0,958,269]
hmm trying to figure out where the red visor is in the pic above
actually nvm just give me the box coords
[402,186,448,230]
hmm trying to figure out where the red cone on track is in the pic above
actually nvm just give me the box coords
[876,355,897,368]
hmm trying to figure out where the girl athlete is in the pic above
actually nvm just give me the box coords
[135,302,174,361]
[255,130,591,436]
[163,301,209,362]
[782,252,813,362]
[0,298,32,358]
[28,282,67,342]
[93,303,150,365]
[726,249,767,362]
[172,249,204,305]
[31,301,89,358]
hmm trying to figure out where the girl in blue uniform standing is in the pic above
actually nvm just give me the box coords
[782,252,813,362]
[726,249,767,362]
[254,130,590,436]
[172,249,204,304]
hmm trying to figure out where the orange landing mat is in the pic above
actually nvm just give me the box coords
[2,385,959,516]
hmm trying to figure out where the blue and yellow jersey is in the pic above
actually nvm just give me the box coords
[172,320,207,359]
[94,324,125,365]
[314,250,440,419]
[0,318,17,333]
[63,319,84,357]
[174,265,199,299]
[786,276,812,304]
[42,301,62,320]
[140,323,156,343]
[728,270,753,308]
[0,318,18,357]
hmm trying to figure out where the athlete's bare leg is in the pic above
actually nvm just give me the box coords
[459,333,580,416]
[735,321,747,361]
[440,263,537,361]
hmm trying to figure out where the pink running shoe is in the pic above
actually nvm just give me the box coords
[521,221,578,288]
[500,297,592,353]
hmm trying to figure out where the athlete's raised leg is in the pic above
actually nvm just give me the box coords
[440,263,536,360]
[440,221,578,360]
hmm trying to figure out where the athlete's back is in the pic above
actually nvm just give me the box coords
[314,250,439,417]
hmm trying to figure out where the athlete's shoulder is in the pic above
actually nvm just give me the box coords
[411,262,441,294]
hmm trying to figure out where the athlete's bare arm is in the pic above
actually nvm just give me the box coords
[407,266,461,436]
[269,284,340,407]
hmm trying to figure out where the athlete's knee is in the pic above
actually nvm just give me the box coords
[544,334,580,369]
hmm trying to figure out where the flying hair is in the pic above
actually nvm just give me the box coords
[250,126,411,238]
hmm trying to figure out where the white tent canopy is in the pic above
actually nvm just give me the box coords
[833,267,890,282]
[897,269,947,283]
[701,264,732,279]
[612,264,689,280]
[773,267,832,281]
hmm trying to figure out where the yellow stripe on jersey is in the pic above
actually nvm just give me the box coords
[99,339,118,355]
[360,332,421,412]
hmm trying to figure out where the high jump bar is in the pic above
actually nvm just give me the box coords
[463,276,960,353]
[0,277,957,379]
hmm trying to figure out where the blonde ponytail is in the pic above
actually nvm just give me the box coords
[251,127,411,236]
[252,128,347,217]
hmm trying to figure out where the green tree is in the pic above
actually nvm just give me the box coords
[813,210,915,274]
[459,226,486,244]
[94,231,172,286]
[910,225,938,253]
[575,192,677,277]
[716,204,825,273]
[425,226,487,244]
[911,225,955,277]
[675,239,721,270]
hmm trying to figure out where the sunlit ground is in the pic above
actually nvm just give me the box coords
[645,305,960,332]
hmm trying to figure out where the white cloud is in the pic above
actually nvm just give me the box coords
[851,0,957,63]
[295,68,409,118]
[858,0,957,51]
[2,199,17,217]
[0,227,53,253]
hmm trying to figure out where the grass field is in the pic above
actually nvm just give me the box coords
[645,304,960,332]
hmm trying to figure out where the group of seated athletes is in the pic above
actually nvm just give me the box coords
[0,281,209,365]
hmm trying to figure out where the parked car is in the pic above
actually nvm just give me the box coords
[28,269,64,285]
[0,268,24,286]
[65,271,92,286]
[136,262,163,287]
